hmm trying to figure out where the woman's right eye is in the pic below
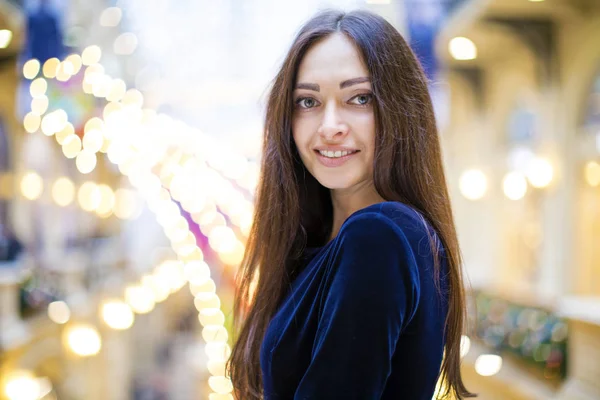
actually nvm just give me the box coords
[295,97,320,109]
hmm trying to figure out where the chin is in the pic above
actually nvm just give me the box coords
[312,172,357,190]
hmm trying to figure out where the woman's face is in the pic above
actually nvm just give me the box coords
[292,33,376,192]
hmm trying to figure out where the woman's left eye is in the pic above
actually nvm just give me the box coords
[349,94,373,106]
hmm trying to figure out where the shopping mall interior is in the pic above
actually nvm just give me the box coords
[0,0,599,399]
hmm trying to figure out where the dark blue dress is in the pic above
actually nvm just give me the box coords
[260,201,449,399]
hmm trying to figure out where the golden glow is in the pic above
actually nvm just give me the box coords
[3,370,40,400]
[62,134,82,159]
[460,335,471,358]
[474,354,503,376]
[95,184,116,217]
[208,376,233,395]
[56,61,73,82]
[205,342,231,361]
[0,172,13,199]
[20,172,43,200]
[83,129,104,153]
[122,89,144,108]
[207,361,227,377]
[100,7,122,27]
[584,161,600,187]
[31,96,49,116]
[194,292,221,311]
[0,30,13,49]
[107,79,127,102]
[78,181,102,211]
[29,78,48,98]
[142,274,170,302]
[114,32,138,55]
[526,157,554,189]
[125,285,156,314]
[55,123,75,145]
[198,308,225,327]
[459,169,487,200]
[449,37,477,61]
[503,171,528,201]
[114,188,139,219]
[65,324,102,356]
[66,54,83,75]
[101,300,135,330]
[23,59,40,79]
[82,45,102,66]
[47,301,71,324]
[42,57,60,79]
[52,177,75,207]
[23,112,41,133]
[202,326,229,343]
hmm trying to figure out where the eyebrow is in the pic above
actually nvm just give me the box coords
[294,77,370,92]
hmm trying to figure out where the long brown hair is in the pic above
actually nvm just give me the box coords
[228,9,474,399]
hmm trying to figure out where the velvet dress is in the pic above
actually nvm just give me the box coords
[260,201,449,399]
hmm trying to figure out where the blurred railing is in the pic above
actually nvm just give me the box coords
[467,290,569,382]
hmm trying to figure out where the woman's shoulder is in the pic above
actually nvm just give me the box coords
[341,201,431,241]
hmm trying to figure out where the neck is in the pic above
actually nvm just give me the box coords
[328,180,386,241]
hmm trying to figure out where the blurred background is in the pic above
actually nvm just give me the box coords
[0,0,598,399]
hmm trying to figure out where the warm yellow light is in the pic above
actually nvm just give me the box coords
[208,376,233,395]
[449,36,477,61]
[55,123,75,145]
[23,112,41,133]
[114,32,138,55]
[122,89,144,108]
[92,74,112,98]
[78,181,102,211]
[52,177,75,207]
[83,129,104,153]
[207,360,227,377]
[66,54,83,75]
[29,78,47,98]
[584,161,600,187]
[31,96,49,116]
[0,29,13,49]
[42,57,60,78]
[460,335,471,358]
[0,172,13,199]
[209,393,234,400]
[184,260,211,282]
[205,342,232,361]
[194,292,221,311]
[503,171,528,200]
[209,226,237,254]
[48,300,71,324]
[218,241,245,266]
[75,149,97,174]
[198,308,225,327]
[459,169,487,200]
[101,299,135,330]
[526,157,554,188]
[62,134,82,159]
[65,324,102,356]
[95,184,115,216]
[20,172,43,200]
[190,278,217,297]
[103,101,123,120]
[474,354,502,376]
[202,325,229,343]
[23,59,40,79]
[106,79,127,102]
[114,188,139,219]
[125,285,156,314]
[3,370,39,400]
[56,61,73,82]
[100,6,122,27]
[82,45,102,66]
[142,274,170,302]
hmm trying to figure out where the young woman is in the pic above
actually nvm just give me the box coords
[228,9,475,400]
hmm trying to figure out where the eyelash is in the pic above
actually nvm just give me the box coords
[294,93,374,109]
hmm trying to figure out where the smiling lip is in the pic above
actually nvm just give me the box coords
[314,149,359,167]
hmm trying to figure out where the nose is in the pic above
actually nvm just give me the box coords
[317,103,349,141]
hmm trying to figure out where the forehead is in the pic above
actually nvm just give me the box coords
[296,33,369,83]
